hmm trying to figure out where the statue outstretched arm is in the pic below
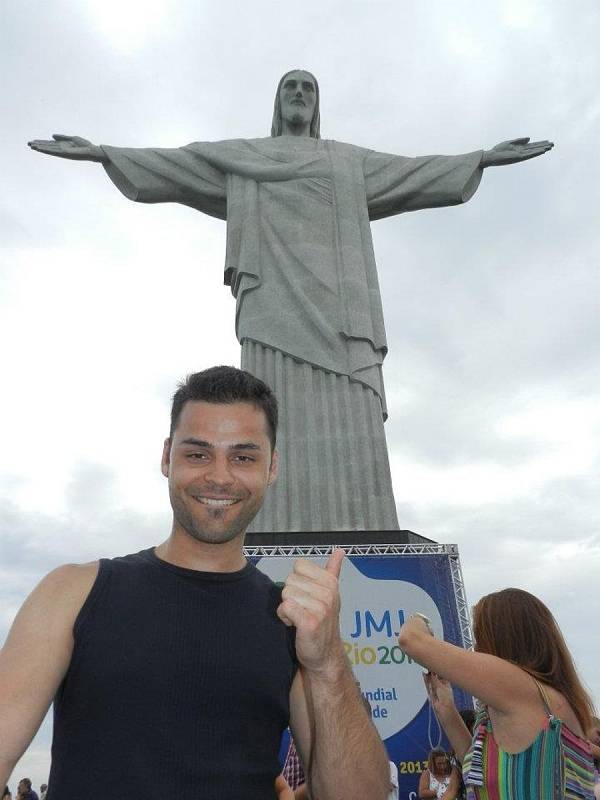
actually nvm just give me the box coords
[28,134,107,163]
[364,149,484,221]
[481,137,553,167]
[364,136,553,220]
[28,137,227,218]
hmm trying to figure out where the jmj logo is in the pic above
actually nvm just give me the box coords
[349,609,406,638]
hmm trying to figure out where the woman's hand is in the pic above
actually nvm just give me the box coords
[399,612,434,641]
[423,673,473,762]
[423,673,457,722]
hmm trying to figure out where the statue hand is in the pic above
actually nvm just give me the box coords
[482,137,553,167]
[27,134,106,163]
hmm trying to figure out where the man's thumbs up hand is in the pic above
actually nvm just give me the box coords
[277,548,347,675]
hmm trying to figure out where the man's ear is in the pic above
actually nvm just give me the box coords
[268,448,279,486]
[161,438,171,478]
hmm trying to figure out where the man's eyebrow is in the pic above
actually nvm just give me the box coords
[180,438,212,448]
[178,438,262,451]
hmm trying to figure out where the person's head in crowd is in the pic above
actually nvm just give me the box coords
[16,780,33,799]
[459,707,477,733]
[39,788,47,797]
[427,747,451,778]
[472,588,595,733]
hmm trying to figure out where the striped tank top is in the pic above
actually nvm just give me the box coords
[462,680,595,799]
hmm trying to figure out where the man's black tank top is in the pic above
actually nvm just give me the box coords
[47,548,297,800]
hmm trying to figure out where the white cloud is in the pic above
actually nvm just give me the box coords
[391,391,599,508]
[500,0,540,30]
[83,0,173,52]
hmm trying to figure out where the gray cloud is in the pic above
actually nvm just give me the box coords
[0,472,170,640]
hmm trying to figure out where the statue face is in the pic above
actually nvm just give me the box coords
[279,70,317,130]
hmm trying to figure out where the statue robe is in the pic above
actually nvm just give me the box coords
[101,137,483,531]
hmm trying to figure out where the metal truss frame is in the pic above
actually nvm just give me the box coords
[446,547,474,651]
[243,541,474,649]
[243,542,450,558]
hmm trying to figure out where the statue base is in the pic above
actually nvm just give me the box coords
[245,529,435,547]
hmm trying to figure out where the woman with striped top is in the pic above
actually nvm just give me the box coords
[398,588,596,799]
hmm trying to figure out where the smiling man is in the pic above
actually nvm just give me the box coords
[0,366,390,800]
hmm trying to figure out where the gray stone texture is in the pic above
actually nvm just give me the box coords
[242,341,399,531]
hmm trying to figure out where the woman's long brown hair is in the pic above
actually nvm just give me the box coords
[473,588,595,733]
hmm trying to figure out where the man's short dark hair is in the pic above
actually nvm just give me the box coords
[170,366,278,450]
[19,779,32,790]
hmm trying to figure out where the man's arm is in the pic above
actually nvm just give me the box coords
[0,563,98,787]
[281,550,390,800]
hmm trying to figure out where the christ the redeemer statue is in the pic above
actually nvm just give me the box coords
[29,69,553,533]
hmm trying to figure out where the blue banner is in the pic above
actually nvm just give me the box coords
[254,550,472,799]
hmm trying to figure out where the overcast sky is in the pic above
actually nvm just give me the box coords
[2,0,599,788]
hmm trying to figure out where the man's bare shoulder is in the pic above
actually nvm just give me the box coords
[2,561,101,667]
[0,561,102,754]
[32,560,99,615]
[43,560,99,585]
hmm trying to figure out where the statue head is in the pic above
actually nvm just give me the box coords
[271,69,320,139]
